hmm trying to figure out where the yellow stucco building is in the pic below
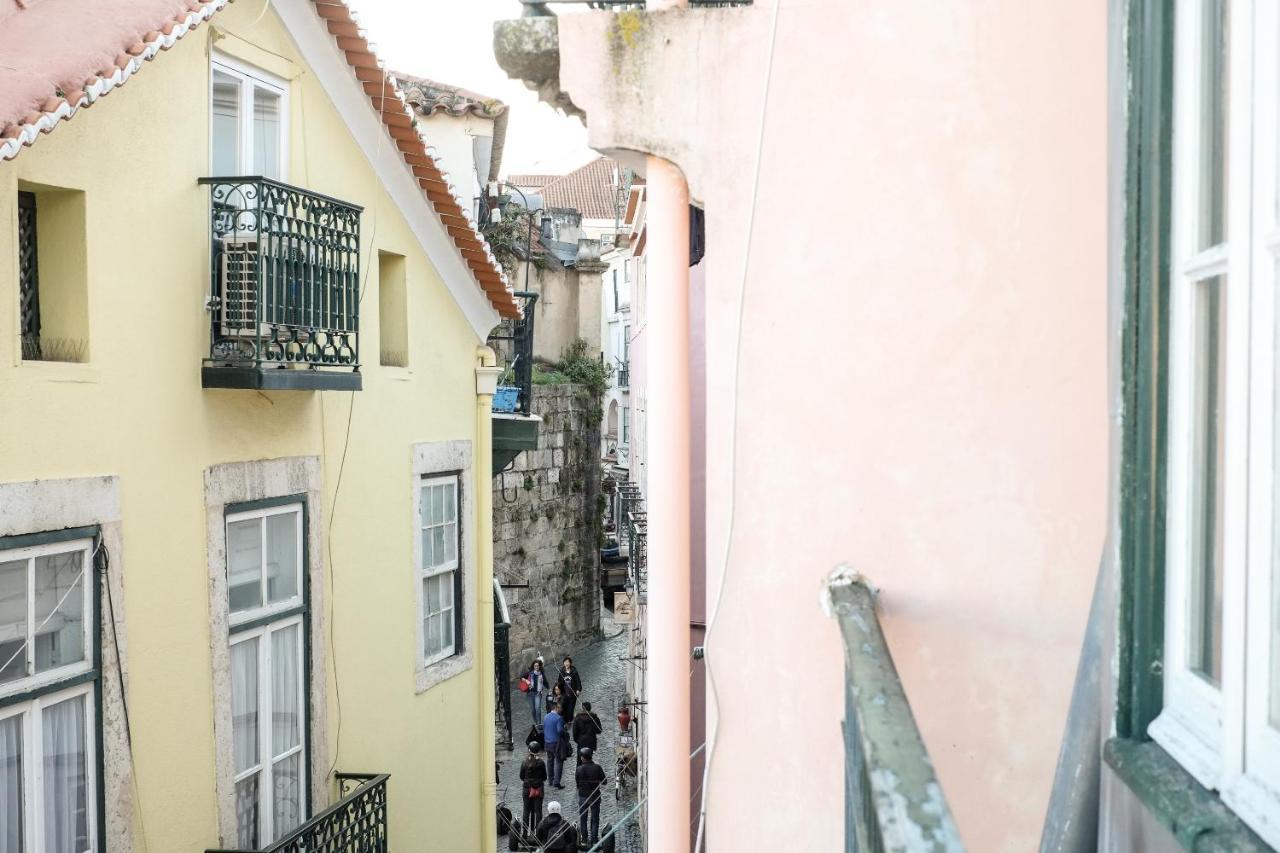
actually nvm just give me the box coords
[0,0,527,849]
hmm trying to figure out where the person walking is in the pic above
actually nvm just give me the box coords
[518,741,548,843]
[557,656,583,724]
[535,801,579,852]
[575,747,607,847]
[542,702,567,788]
[520,658,547,726]
[546,683,564,716]
[571,701,603,764]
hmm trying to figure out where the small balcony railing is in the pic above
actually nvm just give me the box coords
[207,772,388,853]
[831,577,962,852]
[199,177,363,391]
[617,363,629,390]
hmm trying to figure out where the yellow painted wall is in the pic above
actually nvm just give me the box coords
[0,4,493,849]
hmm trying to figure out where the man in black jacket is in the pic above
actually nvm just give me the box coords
[571,701,603,763]
[535,801,579,852]
[575,747,607,846]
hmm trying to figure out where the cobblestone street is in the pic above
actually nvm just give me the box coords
[498,606,642,851]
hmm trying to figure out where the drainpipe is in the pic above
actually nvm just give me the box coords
[476,345,503,853]
[645,148,691,848]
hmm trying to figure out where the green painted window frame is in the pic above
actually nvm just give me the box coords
[1113,2,1273,848]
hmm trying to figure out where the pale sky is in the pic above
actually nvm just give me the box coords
[349,0,598,177]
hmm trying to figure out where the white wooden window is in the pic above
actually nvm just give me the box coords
[1156,2,1280,844]
[211,56,288,180]
[225,504,305,847]
[0,538,96,853]
[417,475,460,666]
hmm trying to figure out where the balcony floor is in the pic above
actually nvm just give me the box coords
[202,365,363,392]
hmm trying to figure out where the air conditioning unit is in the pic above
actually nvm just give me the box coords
[218,235,265,338]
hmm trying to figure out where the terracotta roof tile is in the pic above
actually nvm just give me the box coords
[0,0,519,320]
[508,174,558,191]
[540,157,622,221]
[395,73,506,119]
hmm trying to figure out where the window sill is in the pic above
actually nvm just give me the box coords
[15,360,99,384]
[1104,737,1270,850]
[414,649,473,695]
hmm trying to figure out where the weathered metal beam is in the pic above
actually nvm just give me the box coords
[829,573,963,853]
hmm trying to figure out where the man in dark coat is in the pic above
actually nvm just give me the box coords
[571,701,603,762]
[575,747,607,846]
[535,801,579,852]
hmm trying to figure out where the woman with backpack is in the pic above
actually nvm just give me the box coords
[518,741,549,843]
[519,658,547,725]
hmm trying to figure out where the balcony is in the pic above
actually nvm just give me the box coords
[489,292,541,470]
[199,177,363,392]
[207,772,388,853]
[617,363,629,390]
[831,577,962,852]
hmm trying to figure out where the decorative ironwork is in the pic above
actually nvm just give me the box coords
[495,601,514,750]
[487,291,538,416]
[199,177,362,386]
[616,363,629,390]
[17,191,41,360]
[208,772,388,853]
[619,483,646,598]
[832,579,962,852]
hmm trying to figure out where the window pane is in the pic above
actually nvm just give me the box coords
[443,484,456,523]
[212,71,241,177]
[0,561,27,684]
[33,551,84,674]
[235,775,259,849]
[0,715,23,850]
[1198,0,1229,249]
[229,518,263,614]
[232,639,259,775]
[272,752,302,839]
[433,528,446,566]
[432,486,444,524]
[426,575,441,614]
[1189,276,1226,683]
[253,87,282,180]
[265,512,299,605]
[271,625,300,756]
[445,521,457,564]
[441,607,454,652]
[420,484,433,529]
[42,694,88,853]
[421,527,434,569]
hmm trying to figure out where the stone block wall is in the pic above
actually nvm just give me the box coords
[494,383,603,678]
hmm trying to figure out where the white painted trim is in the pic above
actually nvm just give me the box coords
[210,52,291,181]
[272,0,503,341]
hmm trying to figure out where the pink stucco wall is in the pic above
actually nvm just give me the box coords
[554,3,1107,850]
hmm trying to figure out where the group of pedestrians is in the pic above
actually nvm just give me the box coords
[514,655,608,850]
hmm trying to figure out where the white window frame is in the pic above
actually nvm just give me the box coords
[0,682,98,853]
[1157,3,1280,846]
[0,539,93,702]
[622,406,630,445]
[210,54,290,180]
[225,503,304,630]
[229,615,306,848]
[416,474,460,667]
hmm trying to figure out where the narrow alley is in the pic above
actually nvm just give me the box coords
[497,607,642,851]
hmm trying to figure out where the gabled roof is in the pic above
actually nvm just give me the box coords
[540,157,622,221]
[396,72,509,184]
[0,0,519,320]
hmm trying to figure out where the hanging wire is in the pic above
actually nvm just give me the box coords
[693,1,782,849]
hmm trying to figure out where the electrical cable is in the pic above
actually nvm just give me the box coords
[693,2,782,850]
[323,60,388,781]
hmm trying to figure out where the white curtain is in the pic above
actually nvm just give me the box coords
[270,625,302,838]
[232,639,260,847]
[0,714,22,852]
[41,694,87,853]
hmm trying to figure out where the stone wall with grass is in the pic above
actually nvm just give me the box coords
[494,382,605,678]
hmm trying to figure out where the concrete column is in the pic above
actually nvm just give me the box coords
[644,151,690,851]
[476,348,503,853]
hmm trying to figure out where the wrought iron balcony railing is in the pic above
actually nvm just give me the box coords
[831,577,962,853]
[617,363,629,390]
[207,772,388,853]
[199,177,363,392]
